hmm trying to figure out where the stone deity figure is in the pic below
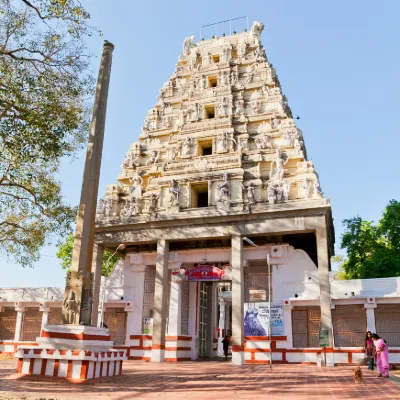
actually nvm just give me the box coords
[131,197,140,215]
[104,197,112,217]
[285,131,294,147]
[270,149,288,181]
[169,179,181,205]
[217,98,226,117]
[166,147,178,162]
[313,180,322,198]
[146,150,159,166]
[255,134,273,150]
[220,71,228,86]
[276,182,285,203]
[217,173,231,202]
[267,184,276,204]
[63,290,80,324]
[163,116,172,129]
[129,171,143,201]
[271,118,281,130]
[182,136,194,156]
[221,46,231,63]
[261,84,269,98]
[302,178,311,199]
[252,100,261,115]
[245,65,253,84]
[284,181,291,201]
[120,200,129,217]
[147,193,158,214]
[234,100,243,116]
[231,71,238,85]
[96,199,105,215]
[247,183,256,204]
[182,35,195,56]
[216,132,235,153]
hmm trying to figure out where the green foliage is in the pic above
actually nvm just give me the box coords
[0,0,98,266]
[337,200,400,279]
[56,233,118,277]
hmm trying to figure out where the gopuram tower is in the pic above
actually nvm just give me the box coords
[95,22,335,365]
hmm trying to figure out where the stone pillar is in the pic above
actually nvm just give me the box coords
[14,305,25,342]
[126,266,146,340]
[231,235,245,365]
[62,41,115,326]
[365,304,377,333]
[283,305,293,349]
[39,305,50,331]
[217,297,226,356]
[168,281,182,336]
[91,243,104,327]
[316,223,334,349]
[151,239,169,362]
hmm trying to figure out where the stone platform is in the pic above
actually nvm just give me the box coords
[14,325,126,382]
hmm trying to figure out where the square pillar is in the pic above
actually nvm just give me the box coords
[168,281,182,336]
[217,298,226,356]
[365,303,377,332]
[39,305,50,332]
[91,243,104,327]
[151,239,169,362]
[188,281,198,360]
[316,223,334,350]
[13,305,25,342]
[231,235,244,365]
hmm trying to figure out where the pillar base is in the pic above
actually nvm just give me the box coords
[14,325,126,382]
[151,348,165,362]
[232,351,245,365]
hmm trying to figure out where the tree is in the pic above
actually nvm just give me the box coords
[56,232,118,277]
[0,0,98,266]
[337,200,400,279]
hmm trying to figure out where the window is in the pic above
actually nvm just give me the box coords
[212,55,220,63]
[208,76,217,88]
[199,140,213,156]
[204,105,215,119]
[191,183,208,208]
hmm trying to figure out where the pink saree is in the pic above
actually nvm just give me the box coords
[374,338,389,377]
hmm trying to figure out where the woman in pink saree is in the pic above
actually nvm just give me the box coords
[372,333,389,377]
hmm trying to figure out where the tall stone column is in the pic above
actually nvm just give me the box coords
[62,41,115,326]
[217,297,226,356]
[151,239,169,362]
[14,305,25,342]
[231,235,245,365]
[316,223,334,348]
[91,244,104,327]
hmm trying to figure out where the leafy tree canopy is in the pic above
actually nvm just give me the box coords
[0,0,99,266]
[56,232,118,277]
[336,200,400,279]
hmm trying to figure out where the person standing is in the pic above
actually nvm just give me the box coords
[365,331,375,370]
[372,333,389,377]
[222,335,230,360]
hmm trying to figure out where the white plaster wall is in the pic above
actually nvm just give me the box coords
[286,352,317,363]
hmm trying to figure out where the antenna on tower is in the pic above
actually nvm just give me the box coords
[200,16,248,40]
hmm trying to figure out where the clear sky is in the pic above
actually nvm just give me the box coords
[1,0,399,287]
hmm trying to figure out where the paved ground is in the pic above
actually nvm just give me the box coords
[0,359,399,400]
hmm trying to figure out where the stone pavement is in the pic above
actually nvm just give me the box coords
[0,359,399,400]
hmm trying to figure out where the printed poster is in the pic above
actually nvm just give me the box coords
[244,302,284,336]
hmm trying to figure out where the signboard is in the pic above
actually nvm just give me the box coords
[319,329,329,347]
[244,303,284,336]
[143,318,153,334]
[172,264,232,282]
[249,289,267,301]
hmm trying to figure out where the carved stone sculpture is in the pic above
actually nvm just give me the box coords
[271,118,281,130]
[255,134,273,150]
[169,179,181,205]
[147,193,158,213]
[302,177,311,199]
[267,183,276,204]
[313,180,322,198]
[217,97,227,117]
[104,197,112,217]
[96,199,105,215]
[129,171,143,200]
[231,71,238,85]
[251,21,265,44]
[234,100,244,116]
[270,149,288,181]
[247,183,256,204]
[182,35,196,56]
[182,136,194,156]
[146,150,159,166]
[257,121,271,134]
[217,173,230,202]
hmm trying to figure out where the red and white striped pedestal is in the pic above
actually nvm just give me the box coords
[14,325,126,382]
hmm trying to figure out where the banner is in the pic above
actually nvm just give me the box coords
[143,318,153,334]
[244,303,284,336]
[172,264,232,282]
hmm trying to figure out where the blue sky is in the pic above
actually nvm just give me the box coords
[1,0,399,287]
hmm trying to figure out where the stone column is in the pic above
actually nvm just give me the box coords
[39,305,50,331]
[168,281,182,336]
[14,305,25,342]
[316,223,334,349]
[62,41,115,326]
[365,304,377,332]
[91,243,104,327]
[151,239,169,362]
[231,235,245,365]
[217,297,226,356]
